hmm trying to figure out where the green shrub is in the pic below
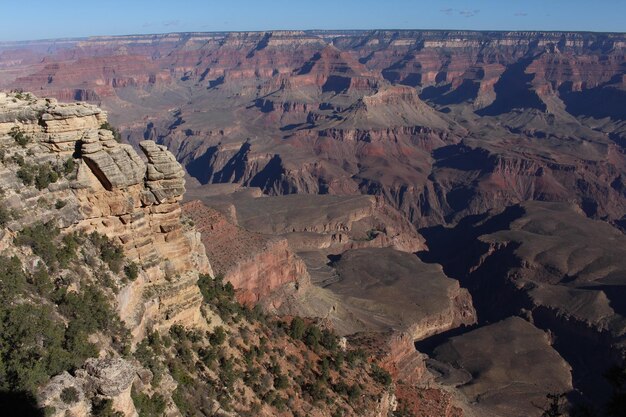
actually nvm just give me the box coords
[56,283,129,357]
[54,200,67,210]
[219,357,239,389]
[34,164,59,190]
[131,385,166,417]
[16,162,60,190]
[0,303,72,391]
[15,222,59,265]
[274,373,289,390]
[290,316,306,340]
[92,398,123,417]
[60,387,79,404]
[333,380,349,395]
[370,364,392,387]
[209,326,227,346]
[15,223,80,270]
[30,266,53,296]
[346,349,366,368]
[124,262,139,281]
[9,127,31,147]
[172,387,192,416]
[199,346,219,368]
[271,393,287,411]
[89,232,124,273]
[0,203,11,227]
[43,406,57,417]
[348,383,362,401]
[63,158,76,175]
[169,324,186,341]
[321,329,339,352]
[58,285,115,334]
[16,164,36,186]
[320,357,330,382]
[63,319,99,366]
[0,255,27,302]
[12,154,24,166]
[197,274,241,320]
[303,379,327,402]
[305,324,322,350]
[168,361,193,387]
[134,334,165,387]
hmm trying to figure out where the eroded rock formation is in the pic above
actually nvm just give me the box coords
[0,92,212,341]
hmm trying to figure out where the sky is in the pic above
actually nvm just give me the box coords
[1,0,624,42]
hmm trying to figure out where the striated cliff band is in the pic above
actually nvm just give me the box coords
[0,92,212,340]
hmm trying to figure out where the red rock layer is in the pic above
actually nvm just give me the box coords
[182,200,309,304]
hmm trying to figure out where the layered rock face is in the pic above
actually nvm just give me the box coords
[182,200,309,304]
[327,248,476,341]
[205,192,426,253]
[0,92,211,340]
[2,30,624,227]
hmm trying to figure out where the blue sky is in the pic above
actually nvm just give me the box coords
[1,0,624,41]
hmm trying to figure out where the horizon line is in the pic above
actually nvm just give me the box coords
[2,27,625,44]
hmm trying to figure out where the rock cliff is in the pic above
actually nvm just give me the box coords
[0,92,212,341]
[182,200,309,304]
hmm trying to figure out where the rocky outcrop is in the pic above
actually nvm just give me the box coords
[0,92,212,341]
[39,358,138,417]
[418,201,626,409]
[139,140,186,203]
[349,331,467,417]
[223,193,426,253]
[81,129,145,189]
[328,248,476,340]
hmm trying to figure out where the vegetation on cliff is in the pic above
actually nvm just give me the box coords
[129,272,396,416]
[0,228,131,411]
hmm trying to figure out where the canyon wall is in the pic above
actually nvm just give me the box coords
[182,200,310,304]
[3,30,622,227]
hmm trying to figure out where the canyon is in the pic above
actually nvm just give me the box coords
[0,29,625,416]
[0,92,411,417]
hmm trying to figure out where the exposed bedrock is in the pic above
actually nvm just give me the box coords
[326,248,476,341]
[181,190,435,325]
[39,358,138,417]
[155,113,626,228]
[182,200,310,304]
[0,93,212,342]
[188,190,426,253]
